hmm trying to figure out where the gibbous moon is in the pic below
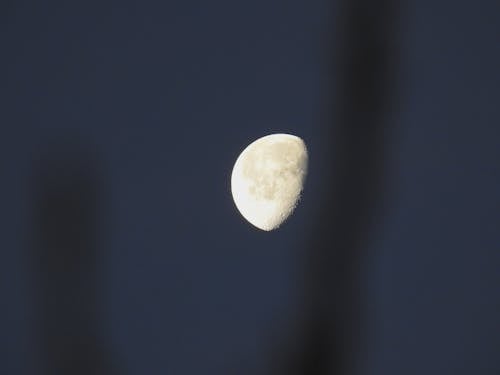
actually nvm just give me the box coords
[231,133,308,231]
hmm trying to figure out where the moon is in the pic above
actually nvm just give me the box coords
[231,133,308,231]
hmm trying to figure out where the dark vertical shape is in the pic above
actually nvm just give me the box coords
[276,0,399,374]
[30,140,116,375]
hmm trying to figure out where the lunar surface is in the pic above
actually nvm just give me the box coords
[231,133,308,231]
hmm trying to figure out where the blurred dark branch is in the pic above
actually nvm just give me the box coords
[276,0,399,374]
[31,140,116,375]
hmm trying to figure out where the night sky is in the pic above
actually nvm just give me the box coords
[1,0,499,374]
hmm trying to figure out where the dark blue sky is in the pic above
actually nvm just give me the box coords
[1,0,499,374]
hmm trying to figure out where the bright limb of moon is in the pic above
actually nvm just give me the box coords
[231,133,308,231]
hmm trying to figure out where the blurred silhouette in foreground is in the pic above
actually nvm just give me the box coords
[30,139,116,375]
[275,0,400,374]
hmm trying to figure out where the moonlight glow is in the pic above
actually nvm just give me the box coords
[231,133,308,231]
